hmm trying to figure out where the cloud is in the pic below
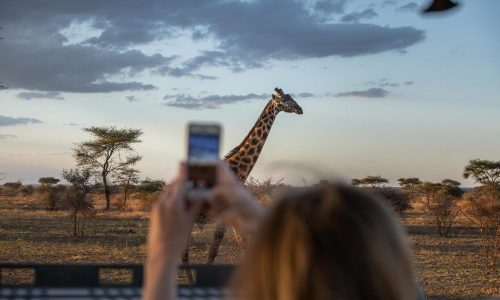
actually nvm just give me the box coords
[164,93,269,109]
[396,2,419,12]
[335,88,389,98]
[365,78,414,88]
[0,36,166,92]
[0,134,17,139]
[0,115,43,127]
[17,91,64,100]
[340,9,378,23]
[382,0,397,7]
[126,95,138,102]
[314,0,347,15]
[0,1,425,92]
[291,92,315,98]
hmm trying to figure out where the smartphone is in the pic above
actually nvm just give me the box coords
[186,123,221,199]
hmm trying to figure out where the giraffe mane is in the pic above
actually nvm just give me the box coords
[224,99,274,160]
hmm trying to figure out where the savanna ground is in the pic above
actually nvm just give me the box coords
[0,190,498,299]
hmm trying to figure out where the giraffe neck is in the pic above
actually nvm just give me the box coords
[225,100,279,182]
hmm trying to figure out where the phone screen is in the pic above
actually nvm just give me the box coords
[188,133,220,162]
[186,124,221,197]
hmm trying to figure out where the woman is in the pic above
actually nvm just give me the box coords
[142,162,422,300]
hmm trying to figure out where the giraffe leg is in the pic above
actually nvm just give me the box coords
[207,223,227,264]
[182,243,195,284]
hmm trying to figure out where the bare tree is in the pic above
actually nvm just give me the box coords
[462,159,500,270]
[114,167,139,208]
[462,187,500,271]
[408,180,462,237]
[62,168,94,237]
[74,126,142,210]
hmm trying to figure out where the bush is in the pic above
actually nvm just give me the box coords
[62,187,95,237]
[403,180,463,236]
[20,185,35,196]
[370,187,411,216]
[35,185,63,210]
[2,181,22,196]
[136,191,162,211]
[138,178,165,193]
[461,186,500,271]
[246,177,285,206]
[62,168,94,237]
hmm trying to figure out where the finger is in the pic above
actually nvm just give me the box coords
[171,162,187,207]
[187,200,204,222]
[208,186,230,209]
[217,160,238,185]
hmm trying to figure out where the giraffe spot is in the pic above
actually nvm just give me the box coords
[256,128,262,137]
[230,166,238,175]
[266,124,271,130]
[253,156,258,163]
[242,157,251,164]
[257,145,263,152]
[247,148,255,155]
[262,131,268,139]
[239,164,248,172]
[250,138,259,145]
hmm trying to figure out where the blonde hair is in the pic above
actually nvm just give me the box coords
[231,183,418,300]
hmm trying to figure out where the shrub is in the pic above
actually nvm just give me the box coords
[20,185,35,196]
[138,178,165,193]
[35,185,62,210]
[136,191,162,211]
[2,181,22,196]
[369,187,411,216]
[246,177,285,206]
[461,186,500,271]
[62,168,94,237]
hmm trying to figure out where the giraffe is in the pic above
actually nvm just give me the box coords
[206,87,303,263]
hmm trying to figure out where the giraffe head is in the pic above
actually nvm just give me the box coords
[271,87,303,115]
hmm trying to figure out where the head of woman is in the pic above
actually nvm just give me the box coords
[232,183,418,300]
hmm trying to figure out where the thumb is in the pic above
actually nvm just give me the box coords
[186,200,204,222]
[208,186,232,215]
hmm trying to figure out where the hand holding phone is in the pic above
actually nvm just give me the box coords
[185,123,221,200]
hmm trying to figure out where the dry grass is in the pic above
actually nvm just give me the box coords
[0,193,498,298]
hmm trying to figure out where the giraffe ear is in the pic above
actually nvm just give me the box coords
[272,94,276,99]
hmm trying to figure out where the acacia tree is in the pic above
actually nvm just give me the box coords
[398,177,422,189]
[352,175,410,215]
[38,177,60,185]
[462,159,500,270]
[74,126,142,210]
[407,180,463,237]
[62,168,93,237]
[115,167,139,208]
[351,175,388,188]
[463,159,500,188]
[38,177,61,210]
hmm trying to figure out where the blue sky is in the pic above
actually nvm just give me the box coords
[0,0,499,186]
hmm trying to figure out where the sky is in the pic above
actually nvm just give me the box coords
[0,0,499,187]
